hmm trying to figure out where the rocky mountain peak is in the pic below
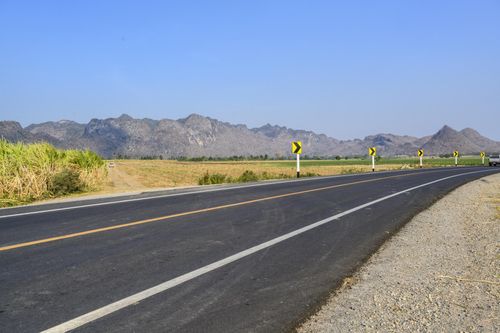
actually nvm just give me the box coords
[254,123,289,138]
[1,115,499,157]
[0,121,26,142]
[57,120,77,125]
[179,113,207,122]
[117,114,134,121]
[436,125,457,135]
[0,121,23,131]
[179,114,215,132]
[432,125,461,140]
[460,127,481,137]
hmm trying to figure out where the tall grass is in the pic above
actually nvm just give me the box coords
[0,140,107,207]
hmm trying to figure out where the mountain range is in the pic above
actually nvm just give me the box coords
[1,114,499,158]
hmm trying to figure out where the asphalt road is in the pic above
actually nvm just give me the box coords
[1,167,498,332]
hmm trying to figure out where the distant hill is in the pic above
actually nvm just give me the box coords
[1,114,499,158]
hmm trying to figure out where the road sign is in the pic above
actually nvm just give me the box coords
[480,152,485,158]
[453,150,459,167]
[291,141,302,155]
[418,149,424,168]
[368,147,377,172]
[291,141,302,178]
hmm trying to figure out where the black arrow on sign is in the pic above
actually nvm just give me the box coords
[293,142,301,154]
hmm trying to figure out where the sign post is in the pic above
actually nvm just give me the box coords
[453,150,459,166]
[480,152,485,166]
[291,141,302,178]
[296,153,300,178]
[368,147,377,172]
[418,149,424,168]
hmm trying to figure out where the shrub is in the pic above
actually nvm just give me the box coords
[49,168,82,195]
[197,170,298,186]
[260,171,274,180]
[198,171,227,185]
[237,170,259,182]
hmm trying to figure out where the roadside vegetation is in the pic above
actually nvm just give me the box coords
[104,156,487,191]
[0,140,106,207]
[3,152,485,203]
[197,170,320,185]
[105,160,384,191]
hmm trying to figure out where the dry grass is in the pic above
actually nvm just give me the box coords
[101,160,405,192]
[0,140,107,206]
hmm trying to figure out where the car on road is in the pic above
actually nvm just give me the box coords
[489,154,500,166]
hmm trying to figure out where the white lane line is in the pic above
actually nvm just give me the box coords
[0,182,346,219]
[0,170,388,219]
[40,169,493,333]
[0,167,469,219]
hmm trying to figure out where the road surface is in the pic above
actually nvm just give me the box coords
[1,167,498,332]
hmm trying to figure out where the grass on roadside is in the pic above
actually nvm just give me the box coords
[0,140,107,207]
[196,170,321,185]
[107,160,396,190]
[99,156,487,193]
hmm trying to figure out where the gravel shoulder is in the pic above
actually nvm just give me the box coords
[297,173,500,333]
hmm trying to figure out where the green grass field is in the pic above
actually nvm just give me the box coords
[232,156,487,168]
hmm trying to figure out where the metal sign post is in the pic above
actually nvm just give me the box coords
[296,153,300,178]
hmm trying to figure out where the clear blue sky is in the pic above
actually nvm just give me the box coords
[1,0,499,140]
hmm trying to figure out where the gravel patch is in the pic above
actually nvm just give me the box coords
[297,173,500,333]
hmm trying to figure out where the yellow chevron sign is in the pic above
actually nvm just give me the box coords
[418,149,424,157]
[453,151,459,157]
[291,141,302,154]
[480,152,485,158]
[368,147,377,156]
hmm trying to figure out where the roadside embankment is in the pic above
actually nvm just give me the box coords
[298,173,499,332]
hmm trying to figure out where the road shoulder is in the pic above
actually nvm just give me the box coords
[297,173,500,332]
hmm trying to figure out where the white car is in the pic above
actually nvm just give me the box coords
[489,154,500,167]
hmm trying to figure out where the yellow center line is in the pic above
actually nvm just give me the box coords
[0,172,425,252]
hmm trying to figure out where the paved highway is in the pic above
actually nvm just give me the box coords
[1,167,498,332]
